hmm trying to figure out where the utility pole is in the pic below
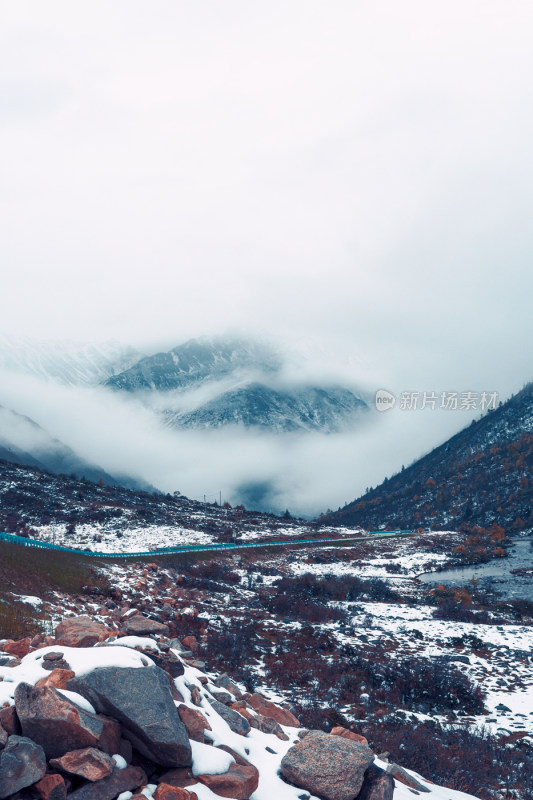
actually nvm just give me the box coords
[204,494,206,518]
[219,490,222,507]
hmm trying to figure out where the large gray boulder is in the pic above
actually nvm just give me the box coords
[68,666,191,767]
[280,730,374,800]
[0,735,46,798]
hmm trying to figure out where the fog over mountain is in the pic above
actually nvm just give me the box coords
[0,332,488,516]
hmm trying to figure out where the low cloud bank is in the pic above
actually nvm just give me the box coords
[0,368,480,517]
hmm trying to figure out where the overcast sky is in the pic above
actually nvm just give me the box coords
[2,0,532,399]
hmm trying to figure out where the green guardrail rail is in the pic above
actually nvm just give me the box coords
[0,529,414,559]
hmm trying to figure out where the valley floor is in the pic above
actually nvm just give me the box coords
[1,529,532,797]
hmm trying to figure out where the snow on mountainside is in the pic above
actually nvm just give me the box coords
[163,383,368,433]
[0,333,142,385]
[106,336,369,433]
[105,336,282,393]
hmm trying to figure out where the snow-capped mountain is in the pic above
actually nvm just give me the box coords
[105,336,282,393]
[163,382,368,432]
[0,333,142,386]
[107,336,369,433]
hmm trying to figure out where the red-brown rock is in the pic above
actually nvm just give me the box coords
[63,764,147,800]
[190,687,201,706]
[0,705,20,736]
[33,773,67,800]
[177,705,211,743]
[153,784,198,800]
[331,726,368,745]
[3,638,31,658]
[50,747,115,781]
[197,763,259,800]
[158,767,196,788]
[54,617,109,648]
[245,693,299,727]
[36,669,75,691]
[14,683,117,759]
[181,636,199,655]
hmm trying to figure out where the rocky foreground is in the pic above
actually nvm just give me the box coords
[0,613,480,800]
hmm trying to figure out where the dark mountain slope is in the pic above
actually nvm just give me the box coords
[321,383,533,533]
[0,405,154,492]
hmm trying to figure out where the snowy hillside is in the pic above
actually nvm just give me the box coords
[0,604,488,800]
[163,383,367,433]
[0,333,142,386]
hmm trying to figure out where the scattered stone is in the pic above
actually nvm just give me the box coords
[208,700,250,736]
[67,666,192,767]
[153,784,198,799]
[124,615,169,637]
[50,747,115,781]
[281,730,374,800]
[254,714,289,740]
[386,763,431,792]
[331,726,368,745]
[140,649,184,679]
[210,689,232,704]
[3,639,31,659]
[197,763,259,800]
[42,653,71,672]
[177,705,211,743]
[180,637,198,655]
[358,764,394,800]
[246,693,299,727]
[14,683,117,759]
[55,617,109,648]
[0,706,20,736]
[190,688,201,706]
[0,726,7,749]
[65,764,147,800]
[36,669,75,691]
[0,735,47,798]
[33,772,67,800]
[158,767,196,788]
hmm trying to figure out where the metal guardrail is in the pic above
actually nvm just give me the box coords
[0,529,413,559]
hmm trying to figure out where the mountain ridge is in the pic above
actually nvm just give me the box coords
[322,382,533,533]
